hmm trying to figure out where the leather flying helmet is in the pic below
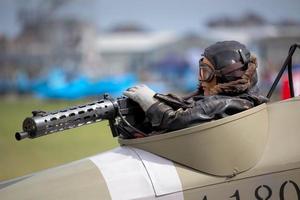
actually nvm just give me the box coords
[200,41,251,83]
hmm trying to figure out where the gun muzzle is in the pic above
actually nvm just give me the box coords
[15,132,29,141]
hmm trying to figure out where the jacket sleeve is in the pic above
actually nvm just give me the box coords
[146,95,254,132]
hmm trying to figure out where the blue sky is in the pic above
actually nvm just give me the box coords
[1,0,300,37]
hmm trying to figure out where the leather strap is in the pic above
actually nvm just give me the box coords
[218,62,246,76]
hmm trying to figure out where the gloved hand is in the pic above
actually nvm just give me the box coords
[123,84,157,111]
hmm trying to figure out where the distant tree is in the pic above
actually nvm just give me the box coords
[17,0,72,29]
[109,23,148,33]
[206,12,266,27]
[278,19,300,26]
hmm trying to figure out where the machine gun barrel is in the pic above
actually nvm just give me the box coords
[15,95,142,140]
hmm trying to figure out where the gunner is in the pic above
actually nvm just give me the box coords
[124,41,268,133]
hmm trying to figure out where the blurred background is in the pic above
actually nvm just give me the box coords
[0,0,300,181]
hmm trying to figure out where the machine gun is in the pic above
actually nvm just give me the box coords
[15,94,151,141]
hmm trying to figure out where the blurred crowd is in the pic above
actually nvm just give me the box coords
[0,2,300,100]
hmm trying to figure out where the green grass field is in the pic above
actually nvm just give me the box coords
[0,97,118,181]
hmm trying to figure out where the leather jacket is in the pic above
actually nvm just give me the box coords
[146,86,268,132]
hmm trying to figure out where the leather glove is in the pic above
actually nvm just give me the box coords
[123,84,157,111]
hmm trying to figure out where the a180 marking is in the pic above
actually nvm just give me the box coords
[201,180,300,200]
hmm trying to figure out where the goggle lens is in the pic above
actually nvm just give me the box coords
[199,64,214,82]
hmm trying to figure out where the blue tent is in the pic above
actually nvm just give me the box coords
[16,68,138,100]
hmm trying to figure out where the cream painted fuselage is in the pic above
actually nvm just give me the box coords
[1,97,300,200]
